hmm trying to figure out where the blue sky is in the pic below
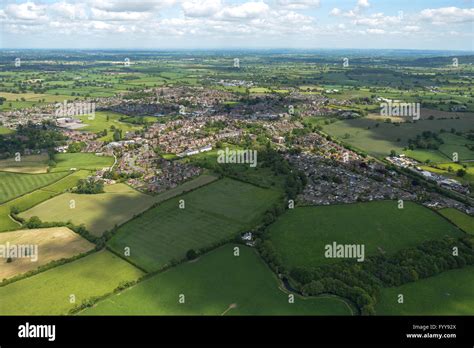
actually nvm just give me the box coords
[0,0,472,50]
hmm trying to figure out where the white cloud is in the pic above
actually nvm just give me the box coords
[182,0,222,18]
[420,7,474,25]
[276,0,320,10]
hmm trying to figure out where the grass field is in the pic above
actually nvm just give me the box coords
[323,116,474,159]
[0,227,94,281]
[51,153,114,172]
[438,208,474,234]
[0,171,67,203]
[82,245,352,315]
[0,170,90,232]
[108,178,282,271]
[19,175,218,236]
[0,250,144,315]
[77,111,143,141]
[0,126,13,135]
[0,154,50,173]
[268,201,463,269]
[375,266,474,315]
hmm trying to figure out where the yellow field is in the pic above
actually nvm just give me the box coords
[0,227,95,281]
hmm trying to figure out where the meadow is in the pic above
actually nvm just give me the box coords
[375,266,474,315]
[82,245,352,315]
[0,154,50,173]
[108,178,282,271]
[0,170,89,232]
[19,175,218,236]
[268,201,463,269]
[77,111,144,141]
[0,171,67,203]
[0,250,144,315]
[439,208,474,234]
[51,153,114,172]
[0,227,94,281]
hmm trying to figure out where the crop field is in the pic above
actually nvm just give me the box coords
[268,201,463,269]
[0,170,89,232]
[0,227,95,281]
[77,111,144,141]
[20,184,156,236]
[375,266,474,315]
[323,116,474,159]
[0,154,50,173]
[0,171,67,203]
[0,250,144,315]
[439,208,474,234]
[51,153,114,172]
[108,178,282,271]
[82,245,352,315]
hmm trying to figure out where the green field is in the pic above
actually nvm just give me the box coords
[323,116,474,159]
[0,250,144,315]
[0,126,13,135]
[0,170,89,232]
[82,245,352,315]
[439,208,474,234]
[19,175,218,236]
[0,154,50,173]
[77,111,143,141]
[268,201,463,269]
[0,171,67,203]
[375,266,474,315]
[51,153,114,172]
[108,178,282,271]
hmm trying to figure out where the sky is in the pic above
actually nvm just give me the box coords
[0,0,473,50]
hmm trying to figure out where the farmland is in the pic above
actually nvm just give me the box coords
[19,175,218,236]
[0,250,144,315]
[268,201,463,269]
[0,171,67,203]
[82,245,352,315]
[439,208,474,234]
[375,266,474,315]
[108,178,282,271]
[0,154,50,173]
[77,111,144,141]
[0,227,94,281]
[51,153,114,172]
[0,170,89,232]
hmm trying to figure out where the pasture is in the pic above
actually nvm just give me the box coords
[0,154,50,173]
[82,245,352,315]
[108,178,282,271]
[0,227,94,281]
[439,208,474,234]
[77,111,143,141]
[375,266,474,315]
[0,171,67,203]
[0,250,144,315]
[268,201,463,269]
[51,153,114,172]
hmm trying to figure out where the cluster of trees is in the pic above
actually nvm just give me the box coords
[407,131,444,150]
[74,178,104,194]
[0,122,66,156]
[258,234,474,315]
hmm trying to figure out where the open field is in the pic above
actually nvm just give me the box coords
[0,170,90,232]
[0,250,144,315]
[268,201,463,269]
[0,126,13,135]
[375,266,474,315]
[108,178,282,271]
[82,245,352,315]
[77,111,144,141]
[323,116,474,159]
[0,171,67,203]
[19,175,218,236]
[0,227,95,281]
[438,208,474,235]
[20,184,156,236]
[51,153,114,172]
[0,154,50,173]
